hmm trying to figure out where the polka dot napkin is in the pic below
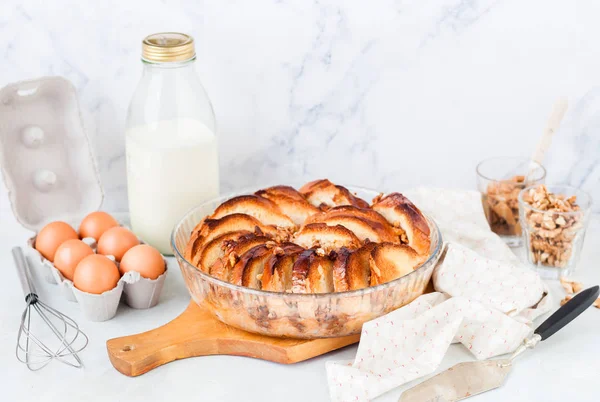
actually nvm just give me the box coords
[326,188,550,401]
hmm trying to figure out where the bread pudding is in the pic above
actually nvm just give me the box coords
[184,179,432,294]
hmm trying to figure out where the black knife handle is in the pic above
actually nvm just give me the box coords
[535,285,599,341]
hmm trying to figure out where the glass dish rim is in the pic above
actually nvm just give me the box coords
[476,156,547,183]
[171,185,443,300]
[518,184,593,216]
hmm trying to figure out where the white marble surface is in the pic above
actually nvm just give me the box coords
[0,0,598,219]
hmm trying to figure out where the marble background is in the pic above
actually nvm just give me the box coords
[0,0,598,223]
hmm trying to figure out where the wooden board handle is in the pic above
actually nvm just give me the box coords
[107,302,219,376]
[107,301,359,376]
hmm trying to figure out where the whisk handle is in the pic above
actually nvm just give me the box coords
[12,247,35,299]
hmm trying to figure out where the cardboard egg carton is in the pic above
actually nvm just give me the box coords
[26,233,168,321]
[0,76,168,321]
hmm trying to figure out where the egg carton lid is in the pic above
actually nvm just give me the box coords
[0,77,103,231]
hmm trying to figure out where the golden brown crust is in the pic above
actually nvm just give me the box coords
[307,215,398,243]
[262,249,303,292]
[331,248,352,292]
[369,243,425,286]
[256,186,320,225]
[189,216,207,238]
[346,243,377,290]
[257,185,307,201]
[299,179,369,209]
[237,245,275,289]
[208,235,272,281]
[200,213,280,241]
[184,230,202,263]
[231,245,270,286]
[211,195,296,230]
[293,223,361,252]
[261,242,304,291]
[194,230,251,271]
[306,253,335,293]
[372,193,431,255]
[291,249,315,293]
[188,214,282,270]
[307,205,390,226]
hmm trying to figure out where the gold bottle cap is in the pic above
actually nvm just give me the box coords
[142,32,195,63]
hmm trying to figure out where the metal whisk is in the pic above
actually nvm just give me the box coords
[12,247,88,370]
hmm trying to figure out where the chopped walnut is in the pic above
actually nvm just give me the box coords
[392,227,409,244]
[315,247,326,257]
[562,294,600,309]
[372,193,384,204]
[560,295,573,306]
[482,175,526,237]
[228,252,239,267]
[560,277,583,294]
[221,239,237,251]
[272,246,285,256]
[523,185,582,269]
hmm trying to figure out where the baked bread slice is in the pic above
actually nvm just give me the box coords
[189,213,282,259]
[290,250,312,293]
[306,205,391,227]
[184,230,203,263]
[372,193,431,255]
[209,235,272,281]
[369,243,425,286]
[308,215,398,243]
[263,250,302,292]
[256,186,320,225]
[261,243,304,291]
[331,248,352,292]
[230,244,274,288]
[293,223,361,251]
[299,179,369,209]
[256,185,307,201]
[210,195,296,230]
[346,243,377,290]
[189,216,208,238]
[193,230,251,271]
[306,252,335,293]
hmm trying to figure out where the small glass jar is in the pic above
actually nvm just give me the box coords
[519,184,592,279]
[476,157,546,247]
[126,33,219,254]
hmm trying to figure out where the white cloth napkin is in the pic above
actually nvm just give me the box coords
[326,188,551,401]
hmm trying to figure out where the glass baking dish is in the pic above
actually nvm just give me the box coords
[171,186,443,338]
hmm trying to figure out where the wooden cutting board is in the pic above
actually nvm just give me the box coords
[107,301,360,377]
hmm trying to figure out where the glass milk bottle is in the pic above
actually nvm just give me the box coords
[126,33,219,254]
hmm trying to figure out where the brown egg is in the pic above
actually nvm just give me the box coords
[53,239,94,281]
[35,221,79,262]
[120,244,165,280]
[97,226,140,261]
[73,254,120,294]
[79,211,119,240]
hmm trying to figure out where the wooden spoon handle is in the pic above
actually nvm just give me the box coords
[531,98,568,165]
